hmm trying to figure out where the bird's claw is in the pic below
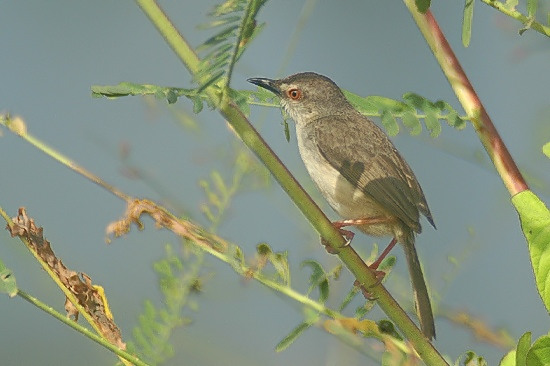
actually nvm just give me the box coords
[353,270,386,300]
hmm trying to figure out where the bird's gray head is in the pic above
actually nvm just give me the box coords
[247,72,352,124]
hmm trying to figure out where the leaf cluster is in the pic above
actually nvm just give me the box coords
[126,244,203,365]
[345,92,466,137]
[195,0,267,93]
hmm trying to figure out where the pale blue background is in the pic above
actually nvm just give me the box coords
[1,1,549,365]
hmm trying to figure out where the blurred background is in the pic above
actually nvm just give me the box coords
[1,1,549,365]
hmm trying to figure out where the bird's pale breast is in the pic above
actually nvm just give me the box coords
[295,122,400,238]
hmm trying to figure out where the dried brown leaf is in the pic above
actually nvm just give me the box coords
[106,199,228,252]
[7,207,125,349]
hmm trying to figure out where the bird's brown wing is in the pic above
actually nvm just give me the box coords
[313,115,434,233]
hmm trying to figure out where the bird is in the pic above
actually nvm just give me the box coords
[248,72,436,339]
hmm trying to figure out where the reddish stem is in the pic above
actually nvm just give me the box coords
[406,2,529,196]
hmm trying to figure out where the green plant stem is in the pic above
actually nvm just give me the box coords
[134,0,200,76]
[481,0,550,37]
[134,0,222,106]
[219,99,448,364]
[135,0,446,363]
[21,128,129,201]
[224,0,258,87]
[17,290,147,366]
[404,1,528,197]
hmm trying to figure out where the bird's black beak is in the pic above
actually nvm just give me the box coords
[247,77,281,96]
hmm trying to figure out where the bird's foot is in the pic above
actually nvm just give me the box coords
[321,223,356,254]
[353,273,385,300]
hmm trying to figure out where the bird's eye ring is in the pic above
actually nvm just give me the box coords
[287,88,302,100]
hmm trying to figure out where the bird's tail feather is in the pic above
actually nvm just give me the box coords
[402,234,436,340]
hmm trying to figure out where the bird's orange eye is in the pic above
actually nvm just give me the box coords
[287,88,302,100]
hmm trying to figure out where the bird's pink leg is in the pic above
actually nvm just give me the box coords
[332,217,399,271]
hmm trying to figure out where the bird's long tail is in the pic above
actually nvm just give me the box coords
[402,234,436,340]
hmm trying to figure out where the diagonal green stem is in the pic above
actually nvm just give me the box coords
[403,1,528,196]
[135,0,200,75]
[18,290,147,366]
[135,0,447,363]
[218,99,448,364]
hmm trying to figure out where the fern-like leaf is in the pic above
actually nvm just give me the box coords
[91,82,212,107]
[195,0,267,92]
[127,244,203,365]
[345,91,467,137]
[245,87,467,138]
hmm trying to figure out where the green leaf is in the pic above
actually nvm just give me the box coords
[542,142,550,158]
[283,118,290,142]
[256,242,272,256]
[196,54,231,82]
[200,179,222,209]
[526,335,550,366]
[402,92,443,137]
[197,15,241,30]
[302,260,329,302]
[200,43,233,65]
[210,0,245,17]
[499,349,515,366]
[235,22,265,61]
[437,100,466,129]
[377,320,401,339]
[415,0,430,13]
[402,111,422,135]
[243,88,279,106]
[196,0,267,93]
[527,0,538,18]
[233,246,245,266]
[196,71,225,94]
[197,25,239,52]
[166,89,177,104]
[192,97,204,114]
[303,307,320,324]
[511,191,550,312]
[211,171,228,199]
[343,91,380,115]
[200,204,216,223]
[462,0,474,47]
[272,252,290,284]
[91,82,197,104]
[462,350,488,366]
[276,322,311,352]
[402,92,426,110]
[381,110,399,136]
[516,332,532,366]
[229,89,250,115]
[424,108,442,138]
[0,260,17,297]
[378,255,396,273]
[367,95,408,113]
[339,285,360,312]
[504,0,518,10]
[330,264,342,280]
[131,243,204,364]
[302,260,324,281]
[355,302,375,318]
